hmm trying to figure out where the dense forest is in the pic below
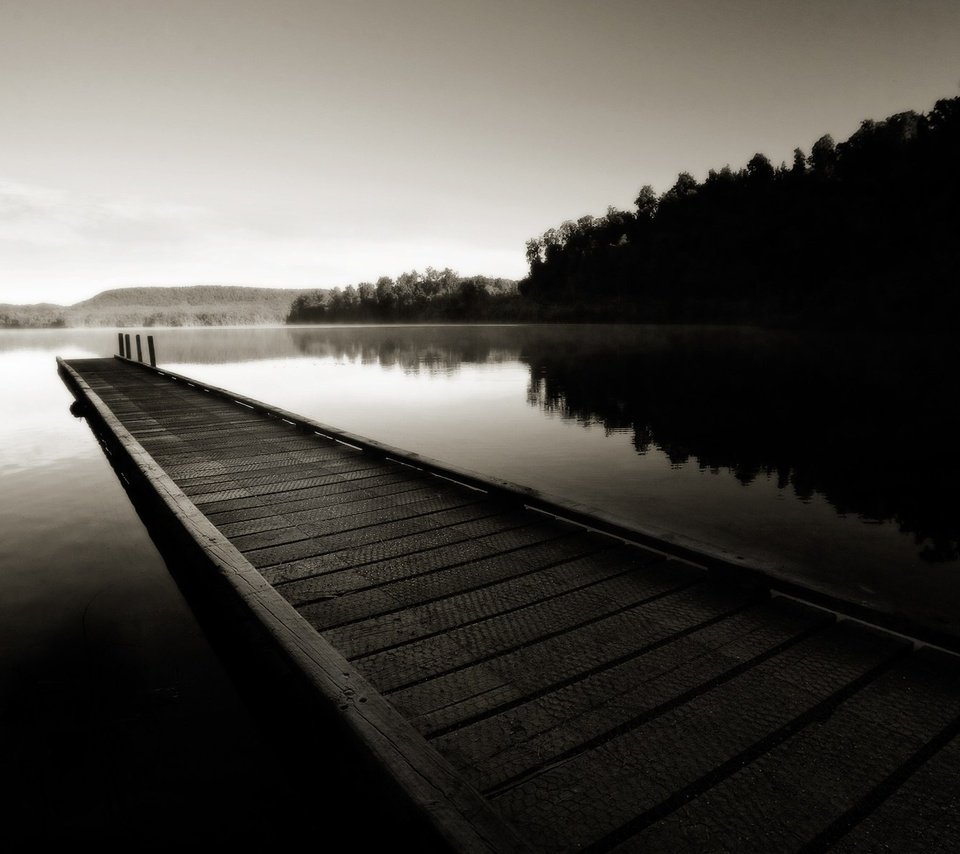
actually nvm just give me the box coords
[0,303,66,328]
[286,269,524,323]
[1,286,310,328]
[520,96,960,327]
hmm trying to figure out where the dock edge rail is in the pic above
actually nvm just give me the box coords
[113,353,960,657]
[57,356,531,854]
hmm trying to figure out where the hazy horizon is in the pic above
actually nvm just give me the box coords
[0,282,314,309]
[3,0,959,304]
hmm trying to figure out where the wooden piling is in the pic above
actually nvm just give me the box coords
[124,333,131,359]
[135,334,143,362]
[117,332,124,355]
[147,335,157,367]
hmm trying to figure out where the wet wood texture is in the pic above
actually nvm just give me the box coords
[60,356,960,853]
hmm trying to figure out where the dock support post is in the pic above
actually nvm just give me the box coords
[117,332,124,355]
[135,334,143,362]
[124,334,131,359]
[147,335,157,367]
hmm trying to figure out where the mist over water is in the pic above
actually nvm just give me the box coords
[2,323,958,641]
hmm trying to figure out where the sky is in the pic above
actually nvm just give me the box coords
[2,0,959,304]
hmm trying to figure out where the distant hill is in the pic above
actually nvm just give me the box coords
[0,285,316,328]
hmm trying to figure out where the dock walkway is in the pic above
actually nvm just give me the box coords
[59,355,960,853]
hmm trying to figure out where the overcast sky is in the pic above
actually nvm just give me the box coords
[2,0,958,304]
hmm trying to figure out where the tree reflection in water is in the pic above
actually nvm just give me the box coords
[518,326,958,563]
[274,323,957,564]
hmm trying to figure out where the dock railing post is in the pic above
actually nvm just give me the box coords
[147,335,157,367]
[117,332,124,355]
[135,334,143,362]
[124,334,131,359]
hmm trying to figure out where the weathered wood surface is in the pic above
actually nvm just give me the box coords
[59,356,960,853]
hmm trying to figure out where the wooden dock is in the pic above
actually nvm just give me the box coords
[58,354,960,853]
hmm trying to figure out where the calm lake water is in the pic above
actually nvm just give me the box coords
[2,322,957,837]
[3,323,957,644]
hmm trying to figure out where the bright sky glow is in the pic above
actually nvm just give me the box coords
[2,0,959,304]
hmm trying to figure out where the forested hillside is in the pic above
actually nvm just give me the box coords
[520,96,960,327]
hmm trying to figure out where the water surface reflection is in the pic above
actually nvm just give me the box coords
[517,326,958,564]
[274,324,956,567]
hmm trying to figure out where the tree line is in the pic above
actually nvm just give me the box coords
[520,95,960,327]
[286,268,528,323]
[0,305,66,328]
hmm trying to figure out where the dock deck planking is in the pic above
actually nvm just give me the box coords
[311,541,642,635]
[59,355,960,853]
[621,650,960,853]
[259,511,540,585]
[489,625,906,852]
[395,582,769,739]
[428,600,832,791]
[830,728,960,853]
[272,519,564,609]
